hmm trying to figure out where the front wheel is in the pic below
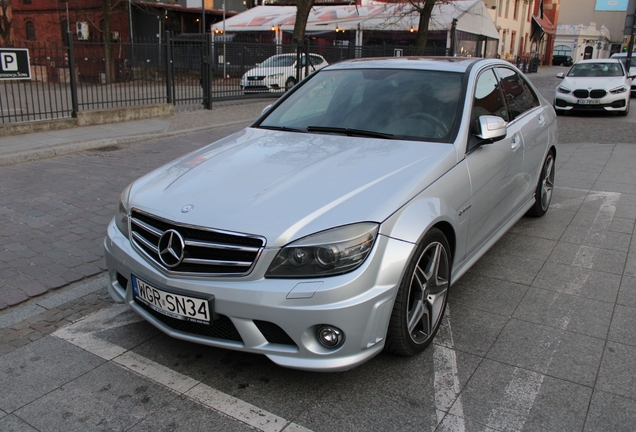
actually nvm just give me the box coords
[285,77,297,92]
[526,150,555,217]
[385,228,451,356]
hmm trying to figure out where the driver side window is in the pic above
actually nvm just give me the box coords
[472,69,508,133]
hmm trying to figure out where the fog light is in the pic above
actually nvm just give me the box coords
[318,325,344,348]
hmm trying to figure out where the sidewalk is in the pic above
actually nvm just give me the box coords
[0,98,274,166]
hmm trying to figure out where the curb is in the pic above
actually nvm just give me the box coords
[0,119,255,167]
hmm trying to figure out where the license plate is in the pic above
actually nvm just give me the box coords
[132,275,212,325]
[247,81,263,86]
[577,99,600,105]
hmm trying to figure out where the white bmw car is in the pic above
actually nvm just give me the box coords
[240,53,328,93]
[105,57,557,371]
[554,58,633,116]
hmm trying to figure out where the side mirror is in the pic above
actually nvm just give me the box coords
[476,115,507,142]
[556,72,565,79]
[630,75,636,80]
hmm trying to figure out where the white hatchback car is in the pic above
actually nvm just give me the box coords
[610,51,636,95]
[554,58,633,116]
[241,53,328,93]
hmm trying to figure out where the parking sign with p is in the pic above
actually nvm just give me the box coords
[0,49,31,80]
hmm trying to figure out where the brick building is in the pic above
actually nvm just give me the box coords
[7,0,129,45]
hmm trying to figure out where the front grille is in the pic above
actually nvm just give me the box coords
[573,89,589,98]
[136,298,243,342]
[130,209,265,276]
[254,320,297,346]
[247,76,265,81]
[590,89,607,98]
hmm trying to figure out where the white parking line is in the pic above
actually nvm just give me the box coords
[53,306,312,432]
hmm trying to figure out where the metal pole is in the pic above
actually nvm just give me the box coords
[201,0,205,35]
[222,0,226,80]
[67,32,79,117]
[165,31,173,104]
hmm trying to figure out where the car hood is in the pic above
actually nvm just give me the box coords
[129,128,457,247]
[561,76,629,90]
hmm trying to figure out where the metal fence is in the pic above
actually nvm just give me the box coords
[0,34,451,125]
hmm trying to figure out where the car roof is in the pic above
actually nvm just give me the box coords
[323,57,511,74]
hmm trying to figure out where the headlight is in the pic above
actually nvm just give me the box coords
[268,73,284,78]
[610,85,628,94]
[115,183,132,238]
[265,223,379,278]
[557,86,571,94]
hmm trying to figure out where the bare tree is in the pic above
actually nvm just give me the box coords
[292,0,314,46]
[0,0,12,46]
[407,0,454,55]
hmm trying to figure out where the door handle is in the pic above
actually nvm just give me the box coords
[511,135,521,151]
[538,114,545,126]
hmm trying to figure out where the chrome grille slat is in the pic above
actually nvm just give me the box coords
[183,258,252,267]
[132,231,159,253]
[184,239,260,253]
[129,209,265,276]
[131,217,163,237]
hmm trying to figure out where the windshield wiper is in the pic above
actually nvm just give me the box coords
[259,125,307,133]
[306,126,394,139]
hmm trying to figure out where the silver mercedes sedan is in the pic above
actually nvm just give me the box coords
[104,57,557,372]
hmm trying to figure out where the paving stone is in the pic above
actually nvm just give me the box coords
[584,390,636,432]
[596,341,636,400]
[0,286,28,307]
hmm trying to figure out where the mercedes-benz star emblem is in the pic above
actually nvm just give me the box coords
[158,229,185,268]
[181,204,194,213]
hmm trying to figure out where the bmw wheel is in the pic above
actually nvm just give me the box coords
[385,228,450,356]
[527,150,555,217]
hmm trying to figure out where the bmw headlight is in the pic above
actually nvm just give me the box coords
[610,85,628,94]
[115,183,132,238]
[265,223,379,278]
[557,86,572,94]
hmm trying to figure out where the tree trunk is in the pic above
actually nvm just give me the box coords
[0,0,12,46]
[414,0,437,56]
[292,0,314,46]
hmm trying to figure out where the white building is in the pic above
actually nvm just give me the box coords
[554,22,612,61]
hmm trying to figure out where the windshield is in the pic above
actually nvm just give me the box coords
[567,62,624,77]
[259,55,296,68]
[258,69,463,142]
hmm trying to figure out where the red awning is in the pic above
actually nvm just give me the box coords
[532,15,556,35]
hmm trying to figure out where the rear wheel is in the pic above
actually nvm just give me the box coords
[385,228,451,356]
[527,150,555,217]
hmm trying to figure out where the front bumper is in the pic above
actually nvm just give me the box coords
[554,93,628,112]
[104,219,414,372]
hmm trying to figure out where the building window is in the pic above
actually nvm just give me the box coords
[23,0,32,4]
[527,0,533,21]
[505,0,510,18]
[498,0,503,17]
[554,45,572,56]
[510,31,516,55]
[26,21,35,40]
[513,0,519,20]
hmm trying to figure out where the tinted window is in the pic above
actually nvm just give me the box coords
[472,69,508,132]
[495,67,535,120]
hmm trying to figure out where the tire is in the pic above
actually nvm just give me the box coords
[385,228,451,356]
[285,77,296,92]
[526,150,555,218]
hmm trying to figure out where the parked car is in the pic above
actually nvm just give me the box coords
[552,55,573,66]
[105,57,557,372]
[240,53,328,94]
[610,51,636,95]
[554,58,632,116]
